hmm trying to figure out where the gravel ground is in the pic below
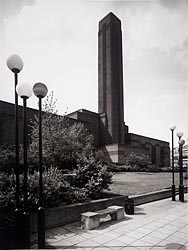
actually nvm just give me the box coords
[108,172,188,196]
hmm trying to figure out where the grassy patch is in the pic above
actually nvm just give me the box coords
[108,172,184,196]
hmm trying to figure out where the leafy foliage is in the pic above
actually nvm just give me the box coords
[108,153,151,172]
[28,92,94,170]
[75,155,113,199]
[26,167,86,209]
[125,152,150,169]
[0,168,90,210]
[0,173,15,207]
[0,145,16,174]
[0,93,113,209]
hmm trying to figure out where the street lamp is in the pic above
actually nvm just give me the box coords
[176,131,183,140]
[33,82,48,249]
[16,82,33,249]
[176,132,184,202]
[7,54,23,247]
[178,139,185,202]
[170,125,176,201]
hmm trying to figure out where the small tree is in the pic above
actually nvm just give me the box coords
[29,92,94,170]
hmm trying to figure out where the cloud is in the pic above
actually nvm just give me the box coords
[124,0,188,63]
[158,0,188,10]
[0,0,35,24]
[124,46,187,95]
[154,94,182,106]
[1,0,188,142]
[172,38,188,67]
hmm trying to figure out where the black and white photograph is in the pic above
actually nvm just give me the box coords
[0,0,188,249]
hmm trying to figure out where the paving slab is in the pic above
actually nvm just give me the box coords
[31,193,188,249]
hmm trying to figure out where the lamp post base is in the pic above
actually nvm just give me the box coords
[14,208,23,248]
[179,185,184,202]
[38,206,45,249]
[22,211,31,249]
[172,185,176,201]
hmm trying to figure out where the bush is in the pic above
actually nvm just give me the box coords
[125,152,150,170]
[160,167,172,172]
[0,156,113,210]
[74,155,113,199]
[27,167,73,209]
[0,145,15,174]
[145,164,160,172]
[0,173,15,207]
[107,164,126,172]
[0,168,90,210]
[106,153,151,172]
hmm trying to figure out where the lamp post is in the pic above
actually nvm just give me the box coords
[178,139,185,202]
[16,82,33,249]
[7,54,23,247]
[176,132,183,141]
[176,132,184,202]
[170,125,176,201]
[33,82,48,249]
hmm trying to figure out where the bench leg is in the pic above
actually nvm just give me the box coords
[81,214,100,230]
[116,209,124,220]
[110,212,117,221]
[108,206,125,221]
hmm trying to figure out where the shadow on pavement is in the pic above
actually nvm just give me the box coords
[165,243,186,249]
[134,206,146,215]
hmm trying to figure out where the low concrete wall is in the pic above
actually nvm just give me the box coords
[31,194,127,233]
[30,187,187,233]
[131,186,188,206]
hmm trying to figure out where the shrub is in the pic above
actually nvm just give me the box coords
[27,167,73,209]
[74,155,113,199]
[107,164,128,172]
[0,173,15,207]
[125,152,150,167]
[0,168,89,210]
[0,145,15,174]
[0,157,113,209]
[160,167,171,172]
[124,152,150,171]
[145,164,160,172]
[65,187,89,204]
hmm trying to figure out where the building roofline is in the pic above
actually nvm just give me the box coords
[0,99,38,114]
[0,100,89,125]
[128,133,169,145]
[67,108,99,117]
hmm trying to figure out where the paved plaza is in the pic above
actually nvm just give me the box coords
[31,194,188,249]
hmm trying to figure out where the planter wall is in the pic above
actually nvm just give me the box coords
[131,186,188,205]
[31,194,127,233]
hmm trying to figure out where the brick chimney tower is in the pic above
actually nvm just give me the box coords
[98,12,125,146]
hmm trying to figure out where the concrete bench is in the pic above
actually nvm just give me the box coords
[80,205,124,230]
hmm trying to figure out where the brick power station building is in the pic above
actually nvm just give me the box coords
[0,13,170,166]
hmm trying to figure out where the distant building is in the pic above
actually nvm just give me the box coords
[0,12,170,166]
[173,144,188,168]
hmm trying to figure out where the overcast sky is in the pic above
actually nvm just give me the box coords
[0,0,187,147]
